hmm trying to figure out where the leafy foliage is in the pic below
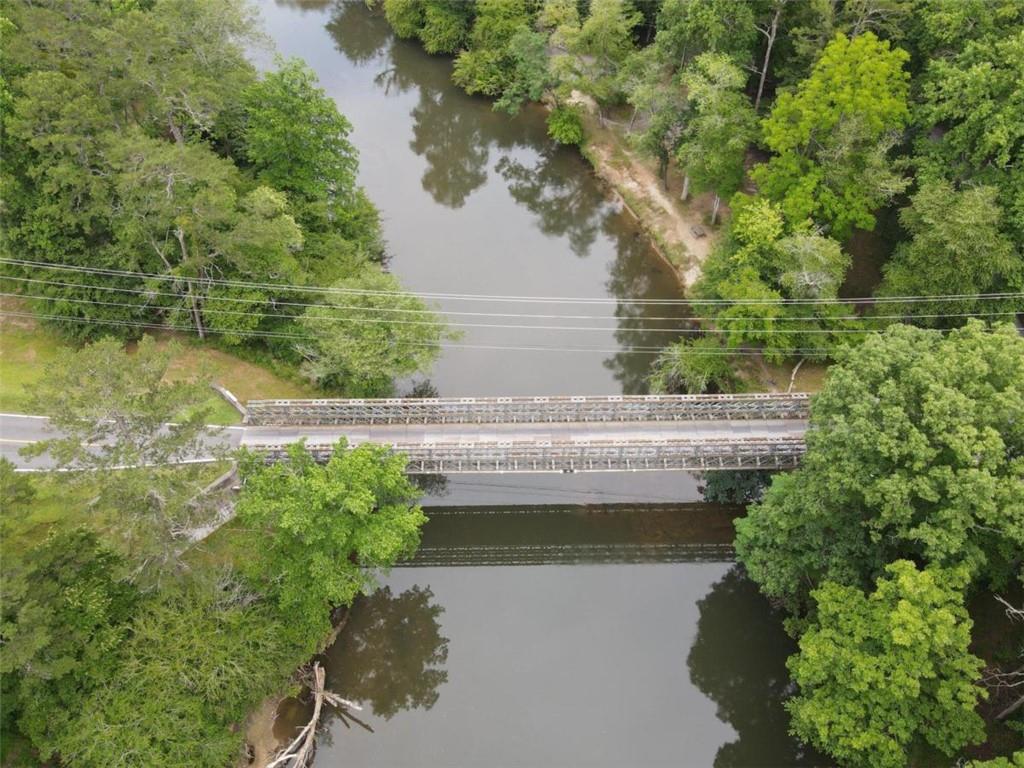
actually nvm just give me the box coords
[54,577,304,768]
[547,105,585,145]
[1,0,428,392]
[21,335,221,576]
[23,336,213,470]
[736,321,1024,609]
[877,180,1023,321]
[787,562,986,768]
[675,53,757,209]
[298,268,452,396]
[753,32,910,237]
[236,441,427,646]
[1,529,138,761]
[648,334,739,394]
[242,60,357,209]
[553,0,643,112]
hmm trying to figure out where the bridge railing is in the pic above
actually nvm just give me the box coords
[253,437,807,473]
[244,393,810,426]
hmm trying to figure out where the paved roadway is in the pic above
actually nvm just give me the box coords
[0,413,808,470]
[0,414,244,471]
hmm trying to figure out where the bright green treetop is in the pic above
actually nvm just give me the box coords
[736,320,1024,608]
[236,441,427,643]
[788,561,986,768]
[753,32,911,237]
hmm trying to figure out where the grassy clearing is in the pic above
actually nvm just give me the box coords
[0,305,320,425]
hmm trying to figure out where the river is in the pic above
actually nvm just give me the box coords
[257,2,823,765]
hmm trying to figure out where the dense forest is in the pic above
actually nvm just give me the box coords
[0,0,447,396]
[0,1,1022,767]
[381,0,1023,375]
[0,0,437,764]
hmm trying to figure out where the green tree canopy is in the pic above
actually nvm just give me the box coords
[555,0,643,113]
[752,32,910,237]
[648,334,740,395]
[787,561,986,768]
[675,52,758,223]
[876,180,1022,322]
[652,0,757,67]
[298,268,452,396]
[0,529,138,761]
[54,577,302,768]
[22,336,222,574]
[736,321,1024,609]
[242,58,359,206]
[235,441,427,644]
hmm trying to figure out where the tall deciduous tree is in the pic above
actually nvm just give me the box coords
[555,0,642,119]
[298,268,452,396]
[652,0,756,68]
[752,32,911,237]
[877,180,1022,322]
[235,441,427,644]
[243,59,358,206]
[22,336,222,574]
[788,561,986,768]
[915,29,1024,240]
[736,321,1024,609]
[675,53,757,224]
[109,132,303,339]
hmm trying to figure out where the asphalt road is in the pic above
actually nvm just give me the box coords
[0,413,808,470]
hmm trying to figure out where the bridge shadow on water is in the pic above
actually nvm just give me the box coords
[406,502,739,567]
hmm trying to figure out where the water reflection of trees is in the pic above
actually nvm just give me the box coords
[274,0,332,12]
[688,566,825,767]
[326,0,391,64]
[495,149,607,257]
[322,0,692,386]
[410,90,490,208]
[602,218,693,393]
[324,585,449,720]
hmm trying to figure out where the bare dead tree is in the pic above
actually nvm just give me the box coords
[754,3,783,111]
[985,595,1024,722]
[266,663,364,768]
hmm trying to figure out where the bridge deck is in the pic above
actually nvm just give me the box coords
[239,418,807,448]
[242,419,808,473]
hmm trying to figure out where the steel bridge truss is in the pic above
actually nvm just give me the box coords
[245,393,810,426]
[255,437,807,473]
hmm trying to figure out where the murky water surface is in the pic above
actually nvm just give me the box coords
[258,3,823,765]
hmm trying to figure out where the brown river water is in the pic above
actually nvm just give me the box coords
[255,2,826,765]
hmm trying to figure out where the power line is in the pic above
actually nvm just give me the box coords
[4,258,1022,306]
[3,275,1020,324]
[0,310,841,355]
[0,291,926,335]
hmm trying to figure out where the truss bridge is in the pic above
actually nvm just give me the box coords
[240,393,811,473]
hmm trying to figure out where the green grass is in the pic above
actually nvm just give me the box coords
[0,316,321,425]
[0,323,65,414]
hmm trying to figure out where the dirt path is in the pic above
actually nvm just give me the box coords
[568,95,720,292]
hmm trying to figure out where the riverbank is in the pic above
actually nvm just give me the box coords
[242,611,352,768]
[569,95,720,291]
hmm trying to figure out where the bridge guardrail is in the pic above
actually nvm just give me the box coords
[252,437,806,473]
[244,393,811,426]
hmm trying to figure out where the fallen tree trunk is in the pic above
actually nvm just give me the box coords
[266,663,362,768]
